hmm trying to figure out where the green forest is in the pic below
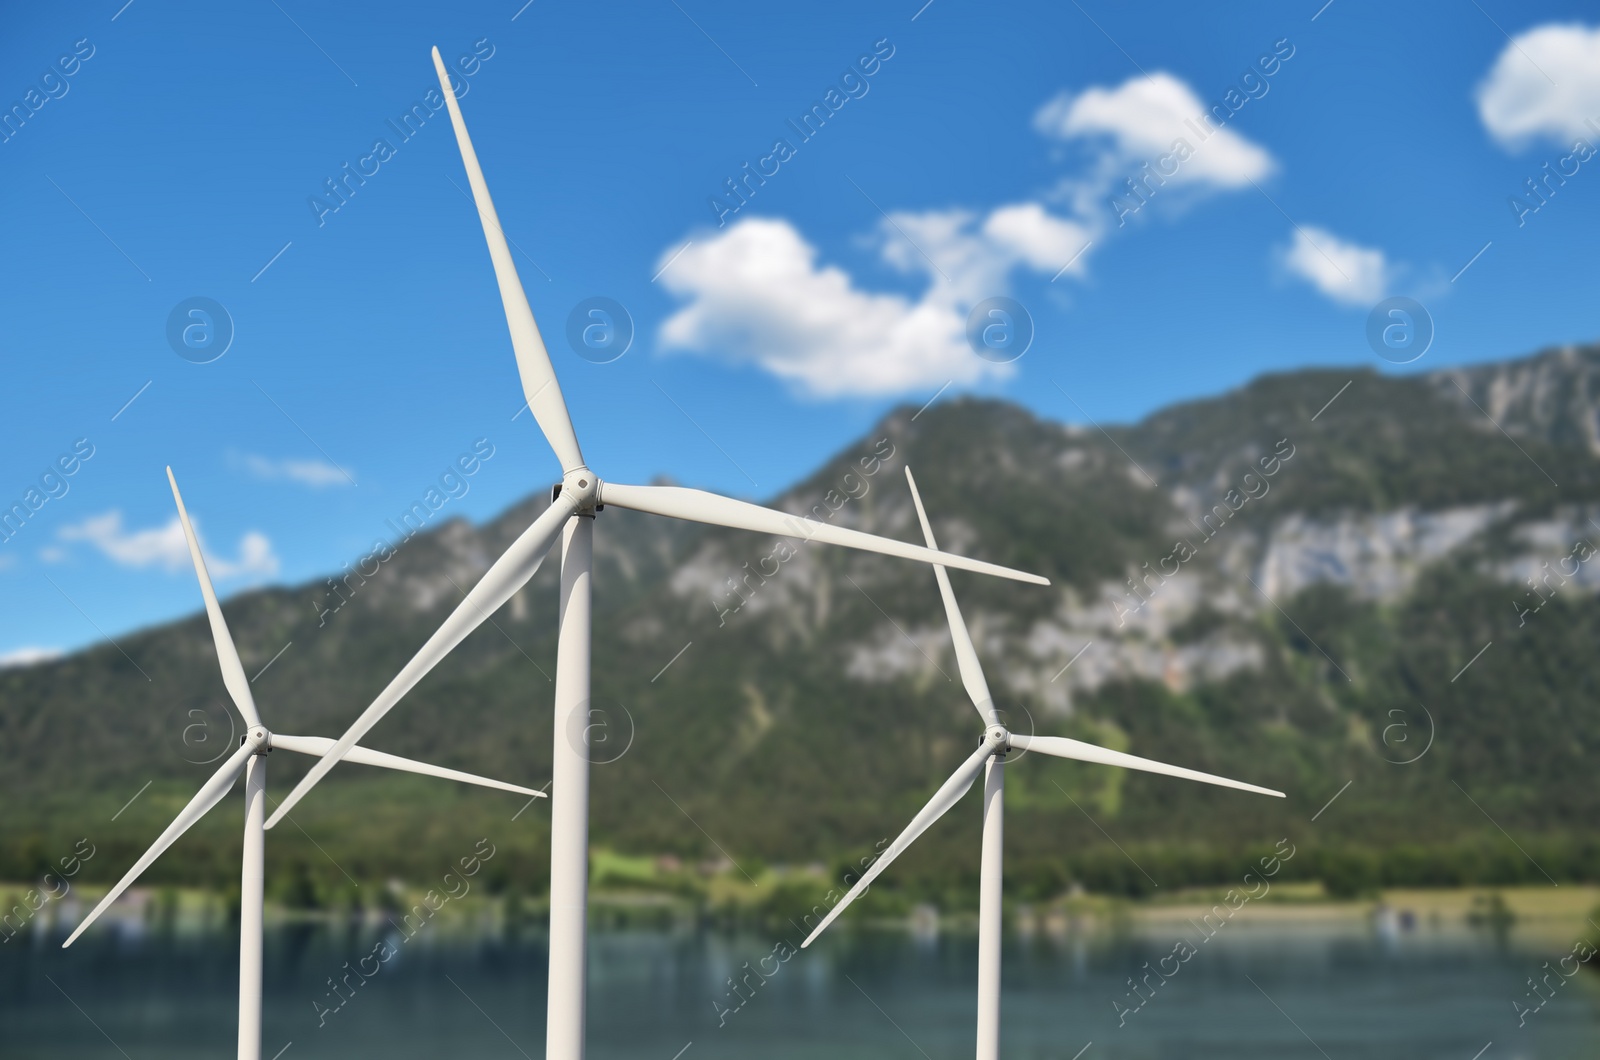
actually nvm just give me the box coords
[5,344,1600,912]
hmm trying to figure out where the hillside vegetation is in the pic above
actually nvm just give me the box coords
[5,343,1599,908]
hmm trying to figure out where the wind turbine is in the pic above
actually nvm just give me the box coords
[261,46,1051,1060]
[62,468,548,1060]
[799,466,1285,1060]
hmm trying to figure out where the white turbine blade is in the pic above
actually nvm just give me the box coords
[63,743,253,948]
[1010,734,1285,798]
[904,466,997,725]
[265,495,575,829]
[802,742,993,948]
[598,482,1049,586]
[271,734,547,799]
[167,467,262,731]
[430,46,584,475]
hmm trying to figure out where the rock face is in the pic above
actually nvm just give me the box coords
[780,348,1600,715]
[1431,344,1600,455]
[7,342,1600,874]
[1252,505,1516,602]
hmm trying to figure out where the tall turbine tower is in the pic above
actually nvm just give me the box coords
[263,48,1052,1060]
[62,469,547,1060]
[800,467,1285,1060]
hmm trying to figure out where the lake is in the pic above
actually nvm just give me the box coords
[4,911,1598,1058]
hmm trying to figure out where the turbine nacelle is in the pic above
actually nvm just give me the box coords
[557,469,601,514]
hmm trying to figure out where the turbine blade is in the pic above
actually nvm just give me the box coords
[271,734,547,800]
[598,482,1049,586]
[430,47,585,475]
[265,495,575,829]
[904,466,996,725]
[166,467,262,731]
[802,742,993,948]
[1010,734,1284,798]
[63,743,253,948]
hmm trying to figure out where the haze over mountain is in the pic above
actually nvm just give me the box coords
[6,341,1599,901]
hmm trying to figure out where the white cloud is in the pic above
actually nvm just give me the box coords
[659,72,1273,397]
[877,208,1017,299]
[221,533,278,579]
[658,218,1005,398]
[60,511,188,570]
[237,453,351,488]
[982,203,1095,276]
[58,511,279,579]
[1280,226,1391,306]
[659,204,1108,396]
[1477,23,1600,149]
[0,646,62,669]
[1034,72,1275,189]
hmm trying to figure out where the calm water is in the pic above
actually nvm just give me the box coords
[4,915,1597,1058]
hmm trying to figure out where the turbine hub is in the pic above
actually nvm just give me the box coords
[984,725,1009,750]
[560,468,601,513]
[243,726,271,754]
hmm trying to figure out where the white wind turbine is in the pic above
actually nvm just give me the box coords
[261,46,1052,1060]
[799,466,1285,1060]
[62,468,548,1060]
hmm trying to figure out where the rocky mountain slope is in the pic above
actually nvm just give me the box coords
[5,342,1600,900]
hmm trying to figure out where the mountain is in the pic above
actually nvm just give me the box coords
[6,342,1600,906]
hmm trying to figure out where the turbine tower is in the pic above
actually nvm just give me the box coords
[62,468,548,1060]
[262,47,1052,1060]
[800,466,1285,1060]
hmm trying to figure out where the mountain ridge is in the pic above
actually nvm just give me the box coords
[5,339,1600,902]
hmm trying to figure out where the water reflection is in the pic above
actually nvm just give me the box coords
[4,915,1597,1059]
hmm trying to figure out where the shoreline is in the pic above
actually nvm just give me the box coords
[9,881,1597,949]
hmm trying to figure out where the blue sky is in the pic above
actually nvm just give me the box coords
[3,0,1599,661]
